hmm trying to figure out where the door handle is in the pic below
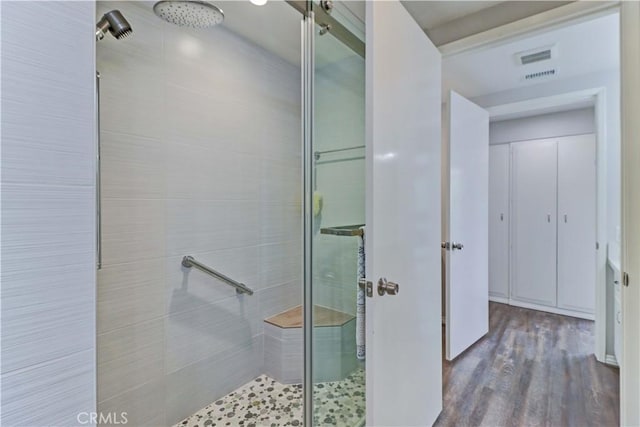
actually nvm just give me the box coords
[378,278,399,296]
[547,214,551,223]
[451,242,464,250]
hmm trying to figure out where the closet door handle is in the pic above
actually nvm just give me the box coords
[564,214,568,223]
[500,213,504,221]
[547,214,551,223]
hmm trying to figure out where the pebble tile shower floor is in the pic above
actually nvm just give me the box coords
[176,369,365,427]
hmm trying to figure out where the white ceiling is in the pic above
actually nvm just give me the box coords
[442,11,620,100]
[325,1,504,36]
[401,1,502,30]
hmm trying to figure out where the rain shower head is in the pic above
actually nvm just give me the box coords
[153,1,224,28]
[96,10,132,40]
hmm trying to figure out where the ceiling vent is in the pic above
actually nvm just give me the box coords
[514,45,557,66]
[523,68,558,81]
[520,49,552,65]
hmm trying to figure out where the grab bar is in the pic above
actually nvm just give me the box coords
[181,256,254,295]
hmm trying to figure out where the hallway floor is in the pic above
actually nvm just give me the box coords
[435,302,619,427]
[175,369,364,427]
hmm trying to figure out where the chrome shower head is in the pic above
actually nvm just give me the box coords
[153,1,224,28]
[96,10,133,41]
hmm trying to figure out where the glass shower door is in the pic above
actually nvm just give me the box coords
[310,11,366,427]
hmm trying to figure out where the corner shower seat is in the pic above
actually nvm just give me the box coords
[264,305,357,384]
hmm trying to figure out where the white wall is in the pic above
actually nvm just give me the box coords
[474,69,620,263]
[490,107,595,145]
[96,2,301,426]
[1,2,97,426]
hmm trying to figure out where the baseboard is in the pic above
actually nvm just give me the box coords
[604,354,619,367]
[489,296,510,304]
[507,299,595,320]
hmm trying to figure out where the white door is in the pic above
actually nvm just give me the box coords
[621,3,640,424]
[511,139,558,307]
[557,134,596,313]
[444,91,489,360]
[489,144,510,300]
[365,1,442,425]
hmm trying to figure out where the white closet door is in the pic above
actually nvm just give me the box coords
[489,144,510,300]
[557,134,596,313]
[511,139,558,307]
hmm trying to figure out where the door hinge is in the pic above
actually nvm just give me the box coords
[623,272,630,287]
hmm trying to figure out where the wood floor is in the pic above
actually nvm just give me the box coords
[434,302,619,427]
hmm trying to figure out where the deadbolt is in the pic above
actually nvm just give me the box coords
[378,278,399,296]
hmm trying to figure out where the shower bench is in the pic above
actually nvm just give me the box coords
[264,305,357,384]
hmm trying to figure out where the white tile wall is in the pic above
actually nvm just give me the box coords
[96,2,302,425]
[1,1,97,426]
[313,55,365,316]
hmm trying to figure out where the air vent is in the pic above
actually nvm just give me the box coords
[524,69,557,81]
[514,44,557,66]
[520,49,552,65]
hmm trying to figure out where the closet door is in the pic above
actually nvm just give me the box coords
[557,134,596,313]
[489,144,510,300]
[511,139,557,307]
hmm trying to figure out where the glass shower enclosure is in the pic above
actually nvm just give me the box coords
[309,9,366,427]
[95,1,364,425]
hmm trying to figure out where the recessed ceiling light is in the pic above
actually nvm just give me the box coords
[250,0,268,5]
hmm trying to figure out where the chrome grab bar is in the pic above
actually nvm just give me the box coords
[181,256,254,295]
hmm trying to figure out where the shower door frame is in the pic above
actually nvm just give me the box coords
[301,10,315,426]
[293,2,366,425]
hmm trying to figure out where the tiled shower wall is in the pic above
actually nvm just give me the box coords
[1,2,97,426]
[96,2,301,425]
[313,55,365,316]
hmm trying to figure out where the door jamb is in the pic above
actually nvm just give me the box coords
[620,2,640,425]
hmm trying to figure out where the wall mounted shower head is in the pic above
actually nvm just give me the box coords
[96,10,133,41]
[153,1,224,28]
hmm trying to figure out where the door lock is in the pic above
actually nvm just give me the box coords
[358,278,374,298]
[451,242,464,250]
[378,278,399,296]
